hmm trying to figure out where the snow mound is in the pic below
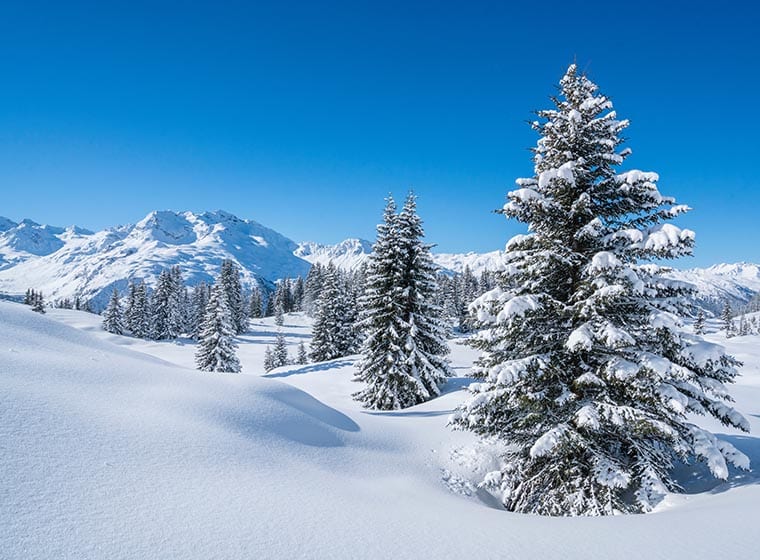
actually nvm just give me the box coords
[3,301,760,558]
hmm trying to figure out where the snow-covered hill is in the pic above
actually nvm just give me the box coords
[0,210,310,309]
[2,301,759,559]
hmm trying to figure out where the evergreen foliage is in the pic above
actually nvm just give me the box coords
[194,281,241,373]
[310,263,358,362]
[102,288,125,334]
[450,65,749,516]
[354,194,451,410]
[693,309,706,335]
[220,259,248,334]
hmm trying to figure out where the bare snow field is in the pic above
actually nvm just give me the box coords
[2,301,760,559]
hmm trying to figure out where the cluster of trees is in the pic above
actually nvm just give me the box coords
[23,288,46,313]
[435,267,495,332]
[101,261,252,340]
[719,301,760,337]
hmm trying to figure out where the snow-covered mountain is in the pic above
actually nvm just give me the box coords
[665,263,760,315]
[0,210,310,309]
[294,238,506,275]
[294,238,373,271]
[295,238,760,314]
[1,212,759,315]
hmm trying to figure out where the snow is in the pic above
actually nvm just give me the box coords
[0,210,311,309]
[2,300,760,557]
[537,161,575,189]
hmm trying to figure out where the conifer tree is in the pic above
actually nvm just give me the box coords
[190,282,210,339]
[296,341,308,365]
[31,290,45,313]
[150,269,176,340]
[693,309,706,335]
[273,331,289,368]
[303,263,325,316]
[195,281,241,373]
[721,301,735,338]
[293,276,305,312]
[274,302,285,327]
[249,285,263,319]
[220,260,248,334]
[353,194,451,409]
[263,346,275,372]
[450,65,749,516]
[310,264,358,362]
[102,288,125,334]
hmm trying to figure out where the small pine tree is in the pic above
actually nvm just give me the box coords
[296,341,308,365]
[693,309,706,335]
[102,288,125,334]
[263,346,275,372]
[273,331,289,368]
[721,301,734,338]
[194,282,241,373]
[274,302,285,327]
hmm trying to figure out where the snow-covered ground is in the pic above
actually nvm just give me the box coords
[2,302,760,559]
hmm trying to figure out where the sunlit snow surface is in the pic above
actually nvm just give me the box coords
[2,302,760,559]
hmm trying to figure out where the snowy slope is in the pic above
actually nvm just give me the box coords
[3,301,760,559]
[0,210,310,309]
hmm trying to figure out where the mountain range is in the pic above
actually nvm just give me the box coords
[0,209,758,314]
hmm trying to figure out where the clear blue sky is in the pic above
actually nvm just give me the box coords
[1,1,758,267]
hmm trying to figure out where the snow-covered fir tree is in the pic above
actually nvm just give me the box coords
[292,276,305,312]
[274,302,285,327]
[190,282,210,339]
[31,290,46,313]
[102,288,125,334]
[272,331,289,369]
[303,263,325,316]
[150,269,178,340]
[296,341,308,365]
[125,280,150,338]
[450,64,749,516]
[220,259,248,334]
[249,285,263,319]
[721,301,734,338]
[263,346,275,372]
[309,263,358,362]
[353,194,452,410]
[693,309,706,335]
[194,281,241,373]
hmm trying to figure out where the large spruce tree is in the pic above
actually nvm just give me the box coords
[354,194,451,410]
[450,65,749,516]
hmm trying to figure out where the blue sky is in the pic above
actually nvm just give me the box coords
[1,1,758,267]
